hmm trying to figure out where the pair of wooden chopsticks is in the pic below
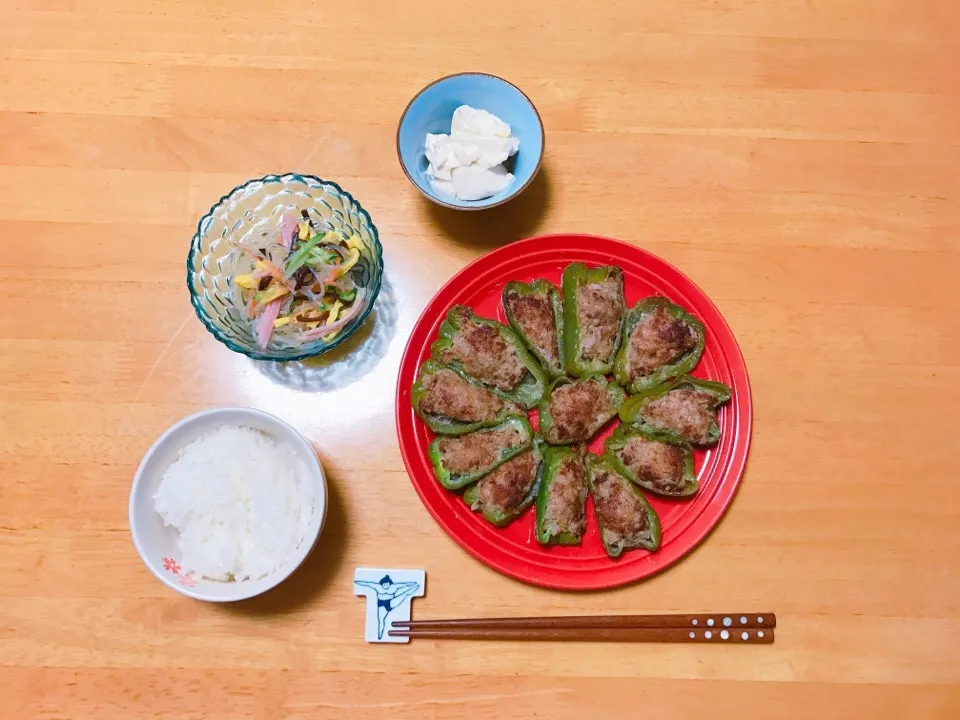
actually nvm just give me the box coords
[389,612,776,643]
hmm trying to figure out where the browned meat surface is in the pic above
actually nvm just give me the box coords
[626,305,697,379]
[476,450,538,513]
[439,306,527,391]
[418,368,508,423]
[545,379,613,443]
[641,388,715,444]
[575,274,622,362]
[504,290,559,365]
[543,456,587,537]
[436,426,524,475]
[616,436,686,493]
[592,470,650,548]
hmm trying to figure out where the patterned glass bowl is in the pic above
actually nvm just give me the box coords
[187,173,383,362]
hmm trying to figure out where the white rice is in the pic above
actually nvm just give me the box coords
[153,425,316,582]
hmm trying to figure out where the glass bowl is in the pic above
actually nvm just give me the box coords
[187,174,383,362]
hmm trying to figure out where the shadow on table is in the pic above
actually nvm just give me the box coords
[223,454,347,615]
[421,165,552,249]
[254,274,398,393]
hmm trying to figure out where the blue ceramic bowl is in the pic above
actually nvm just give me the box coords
[397,73,544,210]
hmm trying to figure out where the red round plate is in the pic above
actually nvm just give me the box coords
[396,234,752,590]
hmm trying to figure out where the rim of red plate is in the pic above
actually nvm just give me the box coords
[395,234,753,590]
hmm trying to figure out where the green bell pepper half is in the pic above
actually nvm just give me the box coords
[535,445,588,546]
[586,452,661,557]
[429,305,547,409]
[410,359,523,436]
[613,297,706,392]
[604,424,697,498]
[501,279,565,380]
[619,375,731,446]
[463,441,544,527]
[561,263,626,377]
[428,415,534,490]
[538,375,626,445]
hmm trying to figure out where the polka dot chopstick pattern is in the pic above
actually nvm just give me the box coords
[686,612,775,643]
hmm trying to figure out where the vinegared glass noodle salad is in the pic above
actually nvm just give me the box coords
[231,211,370,349]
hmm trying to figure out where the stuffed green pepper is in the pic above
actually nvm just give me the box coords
[539,375,626,445]
[613,297,705,392]
[502,279,565,380]
[411,360,522,435]
[430,305,547,408]
[428,416,534,490]
[535,445,588,546]
[605,424,697,497]
[619,375,731,446]
[463,441,544,527]
[561,263,625,377]
[586,453,661,557]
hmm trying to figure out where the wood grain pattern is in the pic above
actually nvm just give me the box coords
[1,0,958,717]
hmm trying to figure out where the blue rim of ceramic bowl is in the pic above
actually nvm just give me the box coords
[396,72,545,211]
[186,173,384,362]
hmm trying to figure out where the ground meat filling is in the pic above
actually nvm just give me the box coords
[592,470,650,549]
[543,457,587,538]
[546,379,614,443]
[641,388,716,445]
[475,450,538,513]
[575,275,622,362]
[626,305,697,379]
[439,307,527,391]
[418,369,508,423]
[504,290,559,365]
[616,436,686,493]
[437,426,525,476]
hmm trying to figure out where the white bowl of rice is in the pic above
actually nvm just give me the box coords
[129,407,326,602]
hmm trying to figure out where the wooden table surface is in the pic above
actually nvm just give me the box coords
[3,1,959,717]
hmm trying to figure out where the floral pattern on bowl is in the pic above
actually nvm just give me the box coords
[162,556,198,587]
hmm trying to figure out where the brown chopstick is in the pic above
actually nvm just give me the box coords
[393,612,776,631]
[389,626,774,643]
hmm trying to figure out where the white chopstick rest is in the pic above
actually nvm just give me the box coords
[354,568,426,644]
